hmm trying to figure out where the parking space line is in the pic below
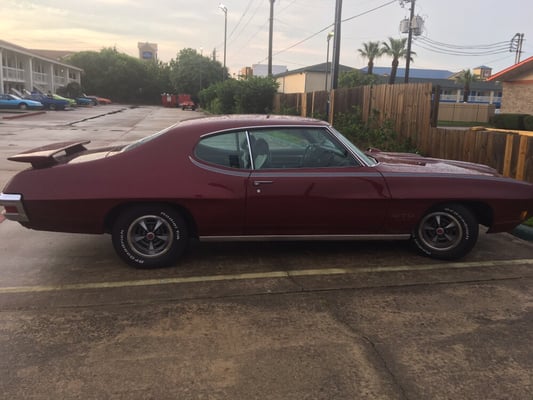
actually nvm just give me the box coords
[1,258,532,295]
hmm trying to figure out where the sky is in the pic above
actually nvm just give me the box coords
[2,0,532,77]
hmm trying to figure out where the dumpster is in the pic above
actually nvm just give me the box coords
[161,93,177,107]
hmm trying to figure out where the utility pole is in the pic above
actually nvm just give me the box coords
[511,33,524,64]
[325,32,334,92]
[219,4,228,79]
[268,0,275,77]
[404,0,415,83]
[330,0,343,90]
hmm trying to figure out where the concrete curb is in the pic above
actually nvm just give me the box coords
[2,111,46,120]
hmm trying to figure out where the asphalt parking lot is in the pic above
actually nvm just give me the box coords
[0,105,532,399]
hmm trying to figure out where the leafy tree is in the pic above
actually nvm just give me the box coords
[169,48,226,101]
[338,70,379,88]
[57,81,83,98]
[141,60,172,102]
[381,37,415,84]
[357,41,384,75]
[67,48,167,103]
[455,69,478,102]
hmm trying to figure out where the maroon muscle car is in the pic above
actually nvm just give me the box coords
[1,115,532,268]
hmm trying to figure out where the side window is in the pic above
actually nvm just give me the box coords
[194,131,250,169]
[248,128,358,169]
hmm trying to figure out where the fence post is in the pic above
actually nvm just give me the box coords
[328,89,335,125]
[430,85,440,127]
[516,135,529,181]
[503,134,514,177]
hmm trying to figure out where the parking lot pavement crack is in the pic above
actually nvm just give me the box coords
[321,296,411,400]
[67,107,130,126]
[361,335,410,400]
[284,271,306,292]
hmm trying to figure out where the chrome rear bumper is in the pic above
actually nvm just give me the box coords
[0,193,29,222]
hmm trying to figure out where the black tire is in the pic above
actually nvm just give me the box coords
[18,103,27,110]
[412,203,478,260]
[112,205,189,268]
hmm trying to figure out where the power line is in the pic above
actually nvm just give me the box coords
[228,0,257,40]
[341,0,397,23]
[418,36,509,50]
[414,36,509,57]
[256,0,397,64]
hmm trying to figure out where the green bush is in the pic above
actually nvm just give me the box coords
[199,77,278,114]
[490,113,529,130]
[235,77,278,113]
[333,107,417,153]
[523,115,533,131]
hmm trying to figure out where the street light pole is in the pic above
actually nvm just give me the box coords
[219,3,228,79]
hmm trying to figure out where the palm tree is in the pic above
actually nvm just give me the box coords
[381,37,415,84]
[455,69,478,102]
[357,41,384,75]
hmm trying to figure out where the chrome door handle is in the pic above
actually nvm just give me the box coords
[253,180,273,186]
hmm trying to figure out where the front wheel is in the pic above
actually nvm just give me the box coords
[112,205,189,268]
[412,204,478,260]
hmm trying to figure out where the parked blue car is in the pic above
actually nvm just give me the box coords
[0,94,43,110]
[75,96,93,106]
[25,94,69,110]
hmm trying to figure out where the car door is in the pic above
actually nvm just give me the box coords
[244,127,391,236]
[191,129,251,236]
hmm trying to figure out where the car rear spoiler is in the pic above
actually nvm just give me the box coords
[8,140,90,169]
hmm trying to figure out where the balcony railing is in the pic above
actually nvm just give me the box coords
[2,67,25,81]
[33,71,48,84]
[54,76,67,86]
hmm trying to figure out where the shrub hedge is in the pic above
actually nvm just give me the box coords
[524,115,533,131]
[490,113,530,130]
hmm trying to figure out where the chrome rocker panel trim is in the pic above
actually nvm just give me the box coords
[200,234,411,242]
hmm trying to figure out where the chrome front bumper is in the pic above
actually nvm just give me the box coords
[0,193,29,222]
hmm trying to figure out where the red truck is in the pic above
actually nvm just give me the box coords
[177,94,197,111]
[161,93,197,110]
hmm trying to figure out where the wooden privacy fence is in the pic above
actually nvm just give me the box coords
[418,128,533,183]
[273,83,433,143]
[273,83,533,183]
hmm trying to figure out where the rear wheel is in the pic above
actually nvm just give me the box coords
[112,205,189,268]
[412,203,478,260]
[18,103,27,110]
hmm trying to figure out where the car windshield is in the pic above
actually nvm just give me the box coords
[121,125,175,152]
[328,127,378,166]
[9,94,21,100]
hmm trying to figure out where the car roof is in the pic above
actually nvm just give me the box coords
[174,114,330,133]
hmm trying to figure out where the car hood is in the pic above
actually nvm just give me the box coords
[367,150,501,177]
